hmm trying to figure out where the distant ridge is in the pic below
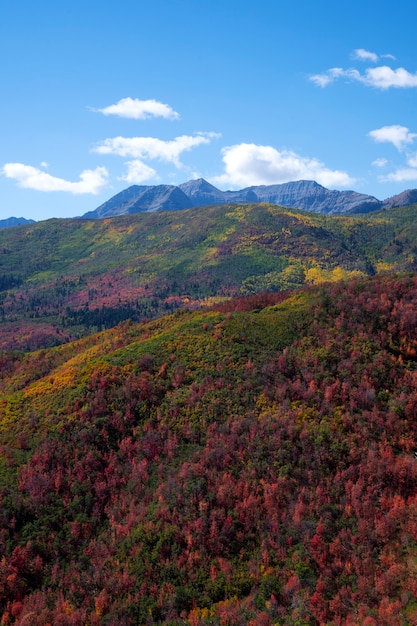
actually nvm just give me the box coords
[83,178,417,219]
[5,181,417,225]
[0,216,35,229]
[382,188,417,209]
[83,184,193,219]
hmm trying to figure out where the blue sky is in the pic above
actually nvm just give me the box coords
[2,0,417,220]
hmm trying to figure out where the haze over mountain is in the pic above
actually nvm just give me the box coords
[82,179,417,220]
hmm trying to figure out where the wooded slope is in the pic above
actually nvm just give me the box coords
[1,202,417,350]
[0,274,417,623]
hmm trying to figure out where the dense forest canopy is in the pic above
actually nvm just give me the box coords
[0,201,417,351]
[0,273,417,623]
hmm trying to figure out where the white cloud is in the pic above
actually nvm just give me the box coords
[376,152,417,183]
[309,67,348,87]
[368,125,417,151]
[310,50,417,89]
[211,143,354,189]
[372,158,388,168]
[2,163,108,194]
[93,132,220,167]
[363,66,417,89]
[119,160,158,184]
[353,48,378,63]
[309,74,331,88]
[92,97,180,120]
[407,153,417,168]
[381,167,417,183]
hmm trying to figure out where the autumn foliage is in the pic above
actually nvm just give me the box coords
[1,273,417,623]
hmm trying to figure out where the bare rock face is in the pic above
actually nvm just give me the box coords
[178,179,227,206]
[82,178,417,219]
[125,186,194,213]
[83,185,193,219]
[226,180,381,214]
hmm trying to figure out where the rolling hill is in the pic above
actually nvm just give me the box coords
[0,273,417,623]
[1,201,417,350]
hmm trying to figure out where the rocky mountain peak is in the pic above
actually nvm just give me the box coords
[79,178,417,220]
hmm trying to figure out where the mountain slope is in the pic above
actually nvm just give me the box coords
[1,274,417,623]
[225,179,381,213]
[1,201,417,350]
[0,217,35,229]
[4,181,417,224]
[178,178,228,206]
[83,184,193,218]
[382,188,417,209]
[85,178,383,217]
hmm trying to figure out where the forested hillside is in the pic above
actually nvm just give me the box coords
[0,202,417,351]
[1,273,417,624]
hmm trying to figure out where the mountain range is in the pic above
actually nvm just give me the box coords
[2,180,417,226]
[82,178,417,220]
